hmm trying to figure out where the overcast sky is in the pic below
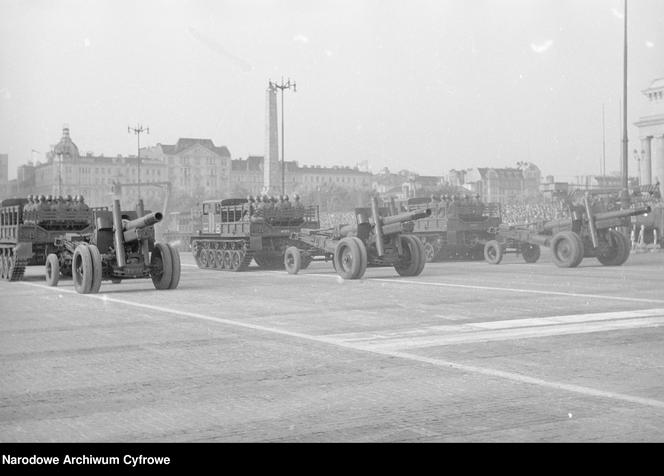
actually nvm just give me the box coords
[1,0,663,180]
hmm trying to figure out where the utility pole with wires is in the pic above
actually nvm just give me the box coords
[269,78,296,196]
[128,124,149,212]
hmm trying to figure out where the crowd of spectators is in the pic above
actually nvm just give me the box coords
[499,200,571,226]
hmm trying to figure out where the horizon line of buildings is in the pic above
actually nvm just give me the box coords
[0,126,651,209]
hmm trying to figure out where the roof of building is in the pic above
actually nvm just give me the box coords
[159,138,231,157]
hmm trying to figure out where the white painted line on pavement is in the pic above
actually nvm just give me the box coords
[19,281,664,410]
[305,273,664,304]
[346,316,664,351]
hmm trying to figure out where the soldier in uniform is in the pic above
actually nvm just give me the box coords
[78,195,89,211]
[292,193,305,219]
[65,195,74,211]
[282,195,292,210]
[264,195,274,212]
[275,196,285,211]
[55,196,67,212]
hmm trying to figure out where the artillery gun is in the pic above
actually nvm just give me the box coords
[385,195,501,262]
[284,195,431,279]
[46,199,180,293]
[483,194,651,267]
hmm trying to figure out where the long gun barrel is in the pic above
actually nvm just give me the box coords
[112,199,126,268]
[123,211,163,231]
[122,211,162,243]
[593,206,651,222]
[381,208,431,226]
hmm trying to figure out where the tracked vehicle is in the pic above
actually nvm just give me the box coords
[190,198,319,272]
[0,196,95,281]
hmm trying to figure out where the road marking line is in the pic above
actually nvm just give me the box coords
[305,273,664,304]
[18,281,664,410]
[344,316,664,351]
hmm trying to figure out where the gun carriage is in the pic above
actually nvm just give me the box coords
[190,197,320,272]
[284,196,431,279]
[483,194,651,267]
[45,199,181,293]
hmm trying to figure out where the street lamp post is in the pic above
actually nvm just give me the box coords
[269,78,296,196]
[621,0,630,207]
[128,124,149,211]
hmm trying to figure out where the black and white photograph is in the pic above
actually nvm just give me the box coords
[1,0,663,449]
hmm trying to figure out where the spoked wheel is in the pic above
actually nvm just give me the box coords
[198,248,209,268]
[72,245,94,294]
[484,240,503,265]
[284,246,302,275]
[230,250,242,271]
[597,229,630,266]
[333,237,365,279]
[551,231,584,268]
[394,234,425,277]
[423,242,436,263]
[521,243,541,263]
[215,250,224,269]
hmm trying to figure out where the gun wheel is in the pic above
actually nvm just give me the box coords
[45,254,60,287]
[151,243,175,290]
[597,230,630,266]
[395,235,425,277]
[334,237,364,279]
[284,247,302,274]
[72,245,93,294]
[484,240,503,265]
[521,243,541,263]
[87,244,103,294]
[551,231,584,268]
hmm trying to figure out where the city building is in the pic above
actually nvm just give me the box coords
[450,163,542,203]
[0,154,7,198]
[141,138,231,197]
[634,77,664,197]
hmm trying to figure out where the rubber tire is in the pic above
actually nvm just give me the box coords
[350,237,368,279]
[395,235,425,277]
[72,245,93,294]
[521,243,541,263]
[45,253,60,287]
[597,230,630,266]
[333,237,363,279]
[551,231,584,268]
[87,244,103,294]
[484,240,503,265]
[151,243,174,290]
[168,244,181,289]
[284,246,302,274]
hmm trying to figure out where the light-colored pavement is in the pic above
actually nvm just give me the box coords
[1,249,663,442]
